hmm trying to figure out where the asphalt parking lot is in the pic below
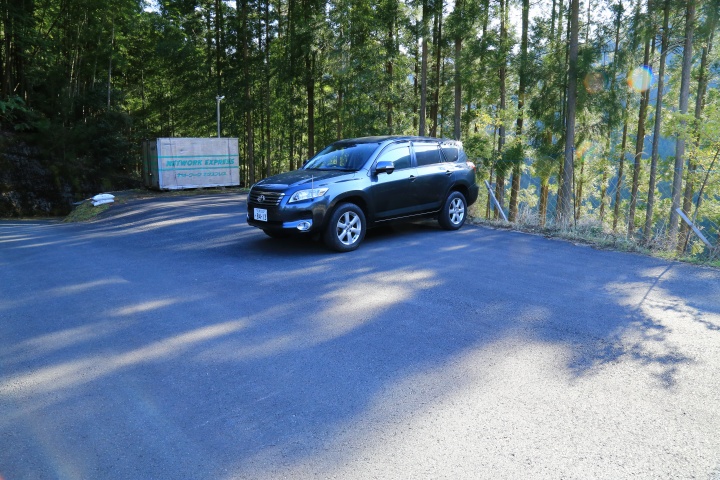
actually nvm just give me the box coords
[1,193,720,479]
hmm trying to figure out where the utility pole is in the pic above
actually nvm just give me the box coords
[216,95,225,137]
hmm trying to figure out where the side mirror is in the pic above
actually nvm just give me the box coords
[375,160,395,175]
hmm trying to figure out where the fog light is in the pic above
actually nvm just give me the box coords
[297,221,312,231]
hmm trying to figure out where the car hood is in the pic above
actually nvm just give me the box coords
[253,169,357,189]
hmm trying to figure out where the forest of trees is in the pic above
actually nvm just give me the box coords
[0,0,718,256]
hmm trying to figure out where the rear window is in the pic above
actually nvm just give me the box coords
[441,146,459,162]
[414,144,443,166]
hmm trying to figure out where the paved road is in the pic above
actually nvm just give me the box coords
[1,193,720,479]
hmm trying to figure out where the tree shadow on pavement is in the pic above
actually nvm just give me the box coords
[1,194,719,478]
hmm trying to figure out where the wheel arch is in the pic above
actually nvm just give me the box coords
[324,193,371,228]
[448,183,470,202]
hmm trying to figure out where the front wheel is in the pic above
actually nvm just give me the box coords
[324,203,366,252]
[438,191,467,230]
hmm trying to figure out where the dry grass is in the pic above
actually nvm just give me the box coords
[63,201,111,222]
[468,207,718,268]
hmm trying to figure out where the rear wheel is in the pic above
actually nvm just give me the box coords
[324,203,366,252]
[438,191,467,230]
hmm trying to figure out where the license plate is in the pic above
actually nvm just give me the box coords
[254,208,268,222]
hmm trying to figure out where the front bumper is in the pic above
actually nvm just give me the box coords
[247,198,329,233]
[247,214,314,232]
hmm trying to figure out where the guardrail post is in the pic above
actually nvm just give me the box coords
[485,180,508,222]
[676,208,714,250]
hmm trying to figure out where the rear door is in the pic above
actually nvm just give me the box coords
[411,142,454,211]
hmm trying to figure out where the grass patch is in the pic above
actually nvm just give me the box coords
[63,201,111,222]
[467,211,717,269]
[470,216,646,253]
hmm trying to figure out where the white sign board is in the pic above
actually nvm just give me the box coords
[144,138,240,190]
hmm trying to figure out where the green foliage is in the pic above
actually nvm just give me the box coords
[463,133,493,165]
[0,96,31,129]
[500,138,524,177]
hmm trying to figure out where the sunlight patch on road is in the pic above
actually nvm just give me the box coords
[602,272,719,387]
[0,320,249,398]
[193,304,314,362]
[77,211,235,241]
[438,244,468,252]
[229,338,574,479]
[315,269,440,338]
[0,234,36,243]
[0,320,132,363]
[194,269,442,363]
[13,241,69,249]
[48,278,129,296]
[109,298,182,317]
[260,264,330,282]
[118,213,234,231]
[223,335,299,361]
[229,323,720,479]
[0,277,130,314]
[606,267,718,334]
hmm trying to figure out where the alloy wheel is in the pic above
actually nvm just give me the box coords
[336,211,362,245]
[449,197,465,225]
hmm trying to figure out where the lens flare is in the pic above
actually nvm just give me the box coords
[575,142,591,159]
[628,66,653,92]
[583,72,605,94]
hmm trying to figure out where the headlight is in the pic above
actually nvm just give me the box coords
[288,188,328,203]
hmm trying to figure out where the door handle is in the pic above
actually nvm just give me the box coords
[409,175,417,182]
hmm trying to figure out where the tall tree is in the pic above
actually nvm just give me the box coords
[263,0,272,177]
[240,0,255,185]
[668,0,695,250]
[381,0,399,133]
[612,115,629,231]
[429,6,442,137]
[643,0,671,240]
[529,0,565,226]
[418,0,430,136]
[679,1,717,250]
[494,0,509,218]
[1,0,33,100]
[449,0,465,140]
[508,0,530,222]
[599,2,625,225]
[557,0,579,224]
[627,0,654,238]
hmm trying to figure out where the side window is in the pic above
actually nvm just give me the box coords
[441,146,459,163]
[414,144,443,166]
[380,146,412,170]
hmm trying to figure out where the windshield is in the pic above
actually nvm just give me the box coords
[303,143,377,171]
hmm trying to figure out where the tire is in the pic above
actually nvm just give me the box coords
[438,191,467,230]
[263,229,290,239]
[324,203,366,252]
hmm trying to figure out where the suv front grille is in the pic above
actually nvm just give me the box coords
[249,190,284,206]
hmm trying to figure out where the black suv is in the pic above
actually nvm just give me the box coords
[247,136,479,252]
